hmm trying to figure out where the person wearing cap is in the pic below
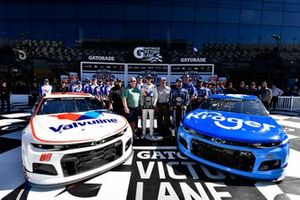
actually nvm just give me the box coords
[136,75,144,90]
[182,74,197,111]
[122,77,141,136]
[195,79,210,108]
[140,74,158,140]
[157,77,171,138]
[170,78,189,133]
[94,80,104,102]
[101,78,114,108]
[72,80,83,93]
[88,78,98,95]
[41,78,53,96]
[83,77,92,93]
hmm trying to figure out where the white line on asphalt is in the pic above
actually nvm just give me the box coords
[123,153,134,165]
[0,147,25,199]
[133,146,177,150]
[255,182,284,200]
[277,120,300,129]
[27,171,132,200]
[270,115,291,121]
[16,188,24,200]
[1,113,31,119]
[287,134,298,140]
[0,119,25,127]
[286,149,300,179]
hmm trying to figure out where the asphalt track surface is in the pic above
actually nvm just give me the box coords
[0,104,299,200]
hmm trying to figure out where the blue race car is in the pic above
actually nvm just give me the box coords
[178,94,289,181]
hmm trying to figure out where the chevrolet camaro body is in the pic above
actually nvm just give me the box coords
[178,94,289,181]
[22,92,133,186]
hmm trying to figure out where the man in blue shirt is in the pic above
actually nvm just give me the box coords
[182,74,197,111]
[194,80,210,108]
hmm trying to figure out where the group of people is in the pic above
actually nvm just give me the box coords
[31,75,283,141]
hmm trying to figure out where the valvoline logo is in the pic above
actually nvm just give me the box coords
[51,111,103,121]
[49,111,118,133]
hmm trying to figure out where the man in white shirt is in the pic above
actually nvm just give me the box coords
[140,74,158,140]
[271,85,283,111]
[136,75,144,90]
[157,77,171,138]
[41,79,52,96]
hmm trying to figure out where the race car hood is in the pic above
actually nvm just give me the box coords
[182,109,287,143]
[30,111,128,144]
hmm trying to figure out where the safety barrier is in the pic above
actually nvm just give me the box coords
[277,96,300,111]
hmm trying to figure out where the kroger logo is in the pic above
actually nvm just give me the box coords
[186,111,276,132]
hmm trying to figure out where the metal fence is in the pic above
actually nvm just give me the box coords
[276,96,300,111]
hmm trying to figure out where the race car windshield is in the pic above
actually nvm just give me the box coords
[199,98,268,116]
[36,97,105,115]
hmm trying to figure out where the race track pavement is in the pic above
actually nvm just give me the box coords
[0,105,299,200]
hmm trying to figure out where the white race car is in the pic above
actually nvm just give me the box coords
[22,92,133,186]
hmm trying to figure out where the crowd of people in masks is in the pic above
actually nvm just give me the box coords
[29,74,283,140]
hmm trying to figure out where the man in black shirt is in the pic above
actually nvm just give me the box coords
[236,81,249,94]
[225,82,237,94]
[259,82,273,111]
[248,82,258,96]
[109,79,124,116]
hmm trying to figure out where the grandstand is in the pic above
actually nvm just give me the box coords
[1,38,300,93]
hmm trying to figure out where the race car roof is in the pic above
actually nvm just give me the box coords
[43,92,93,99]
[210,94,259,100]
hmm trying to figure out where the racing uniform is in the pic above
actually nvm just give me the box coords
[82,82,91,93]
[140,83,158,138]
[169,87,189,130]
[71,84,83,92]
[183,82,197,111]
[195,86,210,108]
[89,83,98,95]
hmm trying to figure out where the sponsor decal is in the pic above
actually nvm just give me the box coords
[88,55,115,61]
[49,111,118,132]
[133,47,162,63]
[186,111,276,131]
[180,57,206,63]
[51,111,103,122]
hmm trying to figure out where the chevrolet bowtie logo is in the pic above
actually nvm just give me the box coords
[211,138,226,144]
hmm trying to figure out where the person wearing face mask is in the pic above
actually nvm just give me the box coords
[258,81,273,111]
